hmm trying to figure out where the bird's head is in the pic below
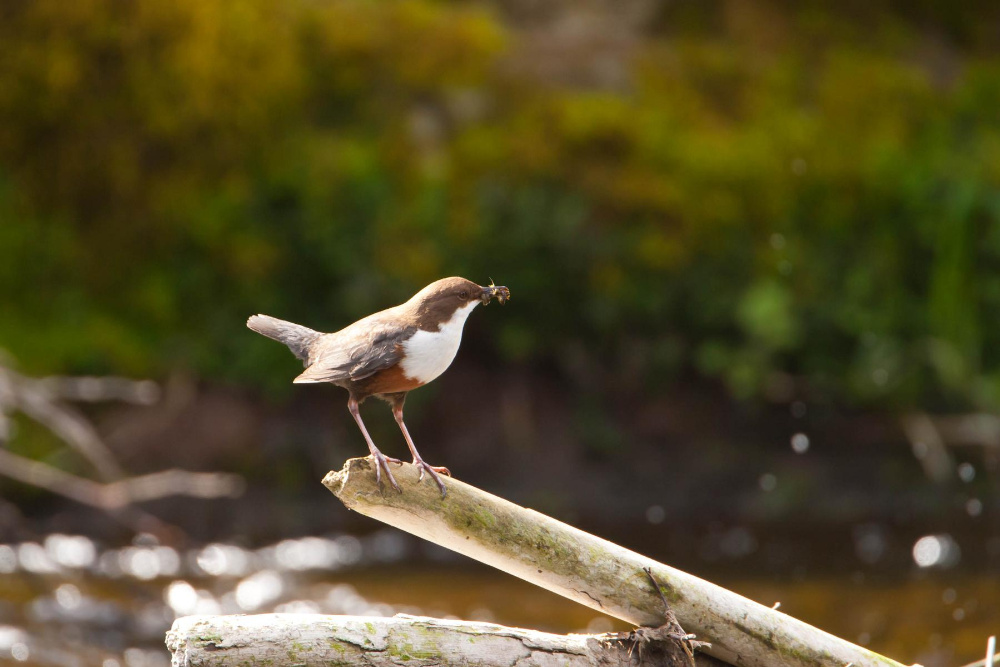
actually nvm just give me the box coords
[410,277,510,314]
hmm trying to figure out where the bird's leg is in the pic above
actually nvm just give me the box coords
[347,397,402,493]
[390,397,450,497]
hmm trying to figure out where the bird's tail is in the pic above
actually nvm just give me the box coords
[247,314,321,364]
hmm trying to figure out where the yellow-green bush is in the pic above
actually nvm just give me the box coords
[1,0,998,409]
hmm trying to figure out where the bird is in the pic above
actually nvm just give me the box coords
[247,277,510,497]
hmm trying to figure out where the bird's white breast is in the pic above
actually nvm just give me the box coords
[399,301,479,384]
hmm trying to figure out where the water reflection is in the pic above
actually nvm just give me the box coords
[913,535,961,569]
[118,547,179,581]
[193,544,250,577]
[45,535,96,570]
[758,473,777,492]
[11,641,29,662]
[790,433,810,454]
[644,505,666,524]
[163,582,197,616]
[0,627,29,658]
[7,532,381,585]
[17,544,58,574]
[966,498,983,517]
[852,524,887,565]
[0,529,429,665]
[0,546,16,573]
[0,525,996,666]
[234,570,283,611]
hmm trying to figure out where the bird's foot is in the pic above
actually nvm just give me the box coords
[413,460,451,479]
[413,458,450,497]
[371,453,403,493]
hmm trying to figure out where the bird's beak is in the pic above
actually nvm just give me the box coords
[480,283,510,305]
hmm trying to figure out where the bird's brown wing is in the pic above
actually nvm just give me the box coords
[293,323,415,384]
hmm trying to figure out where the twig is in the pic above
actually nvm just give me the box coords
[962,636,999,667]
[644,566,711,652]
[1,366,126,480]
[0,357,244,542]
[607,567,711,666]
[39,375,160,405]
[0,449,244,509]
[921,414,1000,448]
[900,413,954,483]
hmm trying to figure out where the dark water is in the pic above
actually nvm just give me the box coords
[0,526,996,667]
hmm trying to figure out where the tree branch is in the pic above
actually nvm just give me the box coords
[0,449,244,509]
[323,457,907,667]
[167,613,728,667]
[0,365,126,480]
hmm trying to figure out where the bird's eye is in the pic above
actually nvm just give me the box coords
[459,290,469,300]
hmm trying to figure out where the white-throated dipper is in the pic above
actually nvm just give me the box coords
[247,277,510,496]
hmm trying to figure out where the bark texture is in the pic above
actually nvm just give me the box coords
[167,613,725,666]
[323,458,906,667]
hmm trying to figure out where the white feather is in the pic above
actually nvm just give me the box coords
[399,301,479,383]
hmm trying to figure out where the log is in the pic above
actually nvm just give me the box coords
[324,458,907,667]
[167,613,727,666]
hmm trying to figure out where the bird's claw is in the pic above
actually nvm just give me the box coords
[412,458,449,498]
[372,453,402,493]
[413,459,450,481]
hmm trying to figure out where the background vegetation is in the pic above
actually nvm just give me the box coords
[3,0,1000,411]
[1,3,999,665]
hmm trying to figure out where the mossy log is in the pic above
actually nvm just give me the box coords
[323,458,907,667]
[167,613,729,666]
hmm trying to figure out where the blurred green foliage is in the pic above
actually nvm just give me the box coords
[1,0,999,409]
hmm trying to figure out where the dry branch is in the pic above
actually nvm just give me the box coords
[0,449,244,509]
[324,458,907,667]
[39,374,160,405]
[1,365,127,480]
[903,412,1000,448]
[167,613,728,667]
[900,413,954,483]
[0,360,244,532]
